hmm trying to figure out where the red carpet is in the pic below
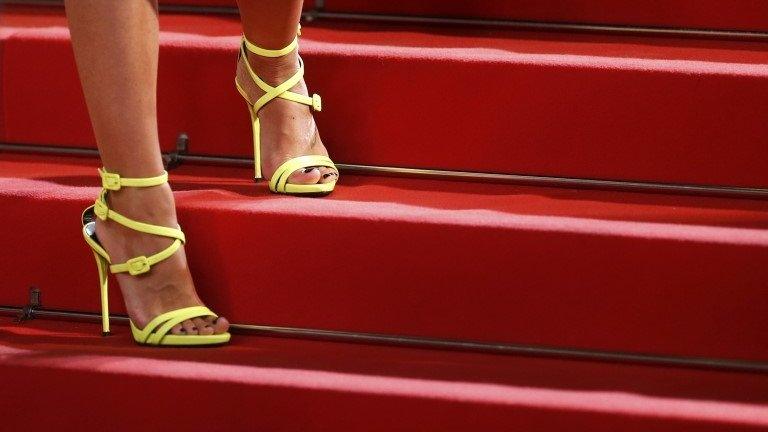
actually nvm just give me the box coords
[2,3,767,429]
[159,0,236,6]
[2,153,767,361]
[161,0,316,9]
[322,0,768,32]
[3,317,768,431]
[2,7,768,187]
[156,0,768,32]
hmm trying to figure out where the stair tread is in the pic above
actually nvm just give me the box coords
[5,7,767,64]
[1,152,767,362]
[2,316,768,431]
[3,152,768,234]
[2,6,768,187]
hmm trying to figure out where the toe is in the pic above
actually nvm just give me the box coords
[287,167,322,185]
[181,319,198,335]
[212,316,230,334]
[193,317,215,335]
[171,323,185,335]
[318,167,338,184]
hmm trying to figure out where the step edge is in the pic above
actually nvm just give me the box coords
[4,142,768,199]
[3,305,768,374]
[310,11,768,42]
[5,16,767,76]
[6,0,766,41]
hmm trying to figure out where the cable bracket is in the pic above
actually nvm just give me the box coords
[14,286,41,323]
[163,133,189,170]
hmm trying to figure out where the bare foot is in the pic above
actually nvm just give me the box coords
[94,183,230,335]
[236,47,338,185]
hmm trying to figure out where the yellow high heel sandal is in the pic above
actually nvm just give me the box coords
[81,168,231,346]
[235,26,338,195]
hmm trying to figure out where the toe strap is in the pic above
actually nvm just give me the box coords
[130,306,217,345]
[269,155,338,193]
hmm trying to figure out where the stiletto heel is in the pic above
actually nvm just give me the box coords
[235,26,338,195]
[93,251,110,336]
[247,104,263,179]
[81,168,230,346]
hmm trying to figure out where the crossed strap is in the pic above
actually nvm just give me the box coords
[130,306,217,345]
[240,35,323,115]
[93,168,186,276]
[236,30,338,193]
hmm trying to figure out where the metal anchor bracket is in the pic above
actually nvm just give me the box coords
[162,133,189,170]
[14,286,41,323]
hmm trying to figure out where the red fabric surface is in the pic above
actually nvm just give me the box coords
[1,153,767,361]
[159,0,239,6]
[323,0,768,32]
[0,12,11,141]
[158,0,315,9]
[2,8,768,187]
[0,35,5,141]
[2,317,768,431]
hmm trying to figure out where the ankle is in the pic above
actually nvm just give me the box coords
[106,183,178,225]
[246,50,300,86]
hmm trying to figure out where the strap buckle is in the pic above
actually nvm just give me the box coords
[101,172,122,190]
[93,198,109,220]
[126,256,151,276]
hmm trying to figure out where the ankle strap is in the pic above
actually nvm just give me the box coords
[91,167,185,276]
[98,168,168,191]
[242,25,302,58]
[243,35,298,57]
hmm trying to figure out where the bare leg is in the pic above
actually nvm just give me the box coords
[66,0,228,335]
[236,0,337,184]
[239,0,303,50]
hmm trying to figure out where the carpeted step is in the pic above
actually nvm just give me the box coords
[159,0,315,11]
[2,316,768,431]
[321,1,768,33]
[143,0,768,33]
[31,0,768,32]
[159,0,236,7]
[1,153,767,362]
[2,7,768,188]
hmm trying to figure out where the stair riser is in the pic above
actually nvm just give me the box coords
[2,192,767,362]
[158,0,768,33]
[322,0,768,33]
[160,0,315,11]
[6,363,762,432]
[3,27,768,188]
